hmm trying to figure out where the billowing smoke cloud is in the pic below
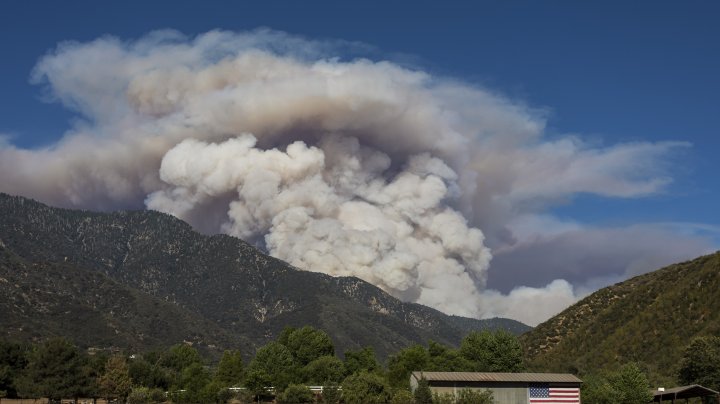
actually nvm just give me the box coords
[1,29,715,325]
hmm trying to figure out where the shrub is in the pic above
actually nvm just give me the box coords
[278,384,314,403]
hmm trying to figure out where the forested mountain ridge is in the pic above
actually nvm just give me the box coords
[0,193,529,359]
[521,251,720,384]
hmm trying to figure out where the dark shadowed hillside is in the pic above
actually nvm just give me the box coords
[521,251,720,384]
[0,193,529,359]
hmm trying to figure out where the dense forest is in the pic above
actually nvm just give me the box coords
[2,327,717,404]
[0,327,520,403]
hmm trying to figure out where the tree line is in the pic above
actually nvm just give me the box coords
[1,329,718,403]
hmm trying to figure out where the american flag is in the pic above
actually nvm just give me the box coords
[528,383,580,403]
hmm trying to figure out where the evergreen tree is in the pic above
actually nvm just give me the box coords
[679,336,720,392]
[15,338,95,401]
[0,339,28,398]
[580,373,616,404]
[98,355,132,401]
[607,363,653,404]
[128,356,172,390]
[214,349,244,386]
[413,377,433,404]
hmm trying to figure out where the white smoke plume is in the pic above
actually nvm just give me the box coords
[0,29,712,325]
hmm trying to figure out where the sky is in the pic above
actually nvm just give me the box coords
[1,0,718,325]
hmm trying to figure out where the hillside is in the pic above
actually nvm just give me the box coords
[0,193,529,359]
[0,246,251,356]
[521,251,720,384]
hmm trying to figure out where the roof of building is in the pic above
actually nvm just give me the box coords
[410,371,582,384]
[652,385,719,401]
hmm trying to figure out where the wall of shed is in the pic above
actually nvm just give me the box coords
[427,382,529,404]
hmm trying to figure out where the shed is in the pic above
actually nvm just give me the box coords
[410,371,582,404]
[652,384,720,403]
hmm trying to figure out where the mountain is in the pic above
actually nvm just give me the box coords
[0,193,529,360]
[521,251,720,384]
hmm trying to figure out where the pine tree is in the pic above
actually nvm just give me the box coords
[98,355,132,401]
[413,377,433,404]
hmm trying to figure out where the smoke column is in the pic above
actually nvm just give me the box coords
[0,30,697,324]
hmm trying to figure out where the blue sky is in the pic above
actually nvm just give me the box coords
[2,0,718,228]
[1,0,718,322]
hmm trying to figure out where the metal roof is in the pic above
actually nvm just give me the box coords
[652,384,720,401]
[411,371,582,384]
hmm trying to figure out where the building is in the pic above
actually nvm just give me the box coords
[410,371,582,404]
[652,385,720,403]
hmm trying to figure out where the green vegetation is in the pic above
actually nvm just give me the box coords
[341,371,392,404]
[0,192,528,363]
[3,191,720,402]
[14,337,96,401]
[388,331,523,389]
[581,363,653,404]
[522,251,720,385]
[0,327,525,403]
[431,389,493,404]
[413,377,432,404]
[97,355,132,401]
[678,336,720,393]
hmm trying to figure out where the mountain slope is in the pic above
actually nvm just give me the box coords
[521,252,720,384]
[0,246,251,355]
[0,193,529,359]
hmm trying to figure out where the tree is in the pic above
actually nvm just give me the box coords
[342,371,392,404]
[427,340,473,371]
[128,356,172,390]
[157,344,204,389]
[243,369,272,400]
[388,345,429,388]
[413,377,432,404]
[607,363,653,404]
[215,349,244,386]
[178,362,212,403]
[0,339,28,398]
[581,363,652,404]
[126,386,165,404]
[580,373,616,404]
[277,384,314,403]
[390,388,414,404]
[160,344,203,372]
[459,330,524,372]
[456,388,494,404]
[679,336,720,392]
[283,326,335,367]
[98,355,132,401]
[303,355,346,384]
[126,387,152,404]
[344,346,381,376]
[245,341,298,389]
[15,337,95,401]
[321,383,342,404]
